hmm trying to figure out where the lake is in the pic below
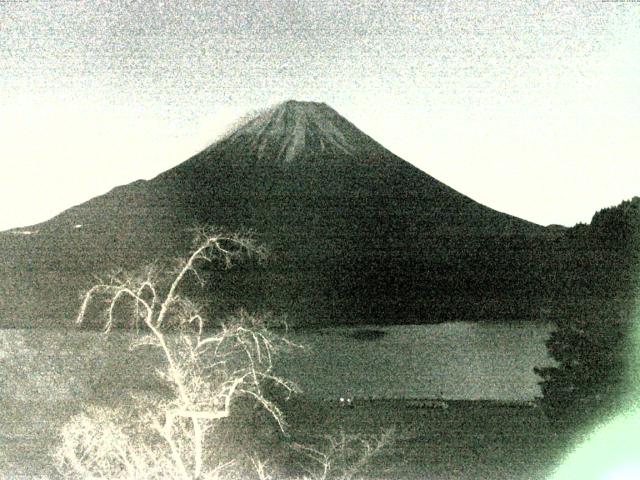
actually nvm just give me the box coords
[0,322,555,404]
[283,322,556,401]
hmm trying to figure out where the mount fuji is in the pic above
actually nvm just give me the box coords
[0,101,554,326]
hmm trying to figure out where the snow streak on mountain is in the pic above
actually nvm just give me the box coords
[224,101,357,163]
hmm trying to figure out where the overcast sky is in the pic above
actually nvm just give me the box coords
[1,0,639,230]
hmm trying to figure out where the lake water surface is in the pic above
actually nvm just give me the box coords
[0,322,555,404]
[282,322,556,401]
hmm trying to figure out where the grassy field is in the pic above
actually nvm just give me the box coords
[282,398,575,480]
[0,397,578,479]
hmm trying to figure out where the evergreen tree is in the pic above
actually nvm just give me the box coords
[535,198,640,426]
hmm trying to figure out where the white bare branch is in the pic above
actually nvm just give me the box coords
[58,228,307,480]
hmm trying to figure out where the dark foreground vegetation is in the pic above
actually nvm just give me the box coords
[535,197,640,430]
[1,396,578,480]
[285,398,575,480]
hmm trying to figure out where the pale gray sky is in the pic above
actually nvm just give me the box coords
[1,0,639,230]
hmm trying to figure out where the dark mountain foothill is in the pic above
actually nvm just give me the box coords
[0,101,634,328]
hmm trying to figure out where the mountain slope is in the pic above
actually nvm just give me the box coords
[1,101,551,326]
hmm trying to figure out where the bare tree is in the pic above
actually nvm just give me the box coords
[292,428,395,480]
[55,228,301,479]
